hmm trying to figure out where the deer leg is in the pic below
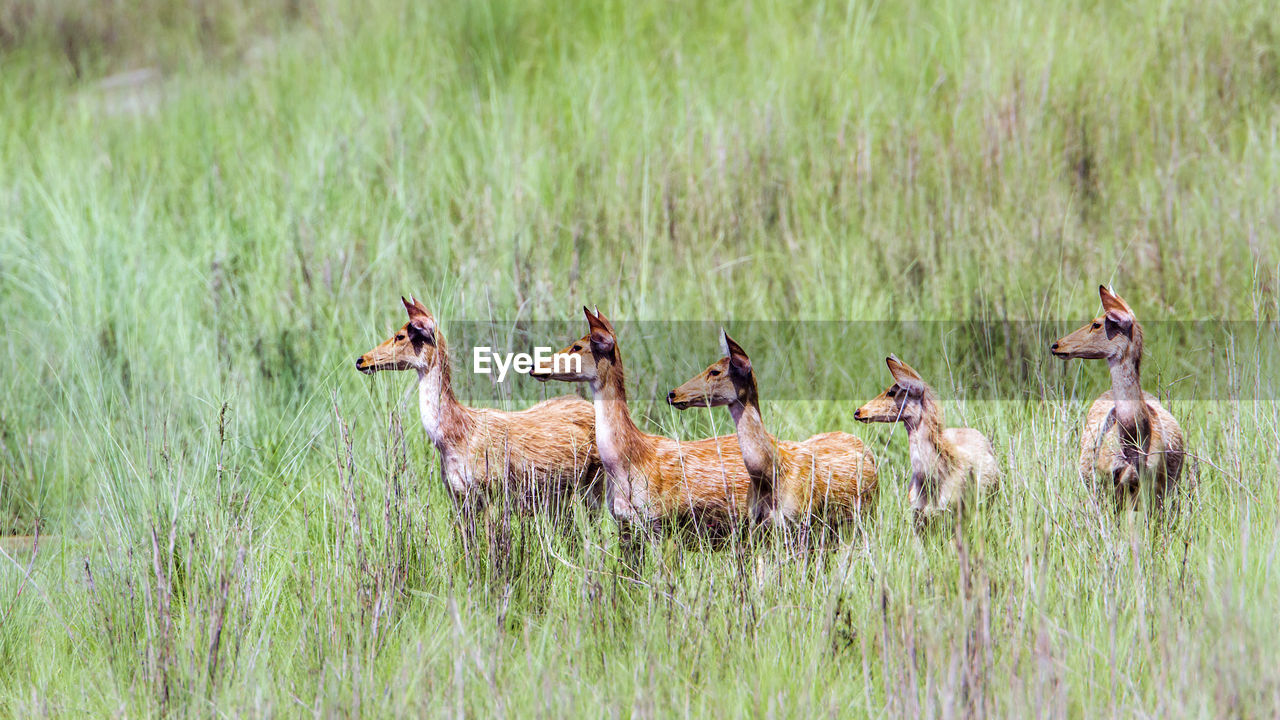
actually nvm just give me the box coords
[911,508,929,535]
[1149,463,1183,517]
[1159,450,1184,509]
[580,466,606,512]
[1112,465,1140,511]
[617,521,647,576]
[448,502,477,561]
[749,482,777,527]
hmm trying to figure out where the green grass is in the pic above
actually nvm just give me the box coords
[1,0,1278,715]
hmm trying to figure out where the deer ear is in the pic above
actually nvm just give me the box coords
[1103,312,1132,340]
[594,308,615,334]
[589,328,614,354]
[886,354,923,383]
[898,378,926,398]
[721,331,751,376]
[1099,285,1134,316]
[586,306,616,333]
[585,306,607,332]
[585,307,615,352]
[407,313,436,344]
[403,295,431,321]
[721,331,747,359]
[1099,286,1134,339]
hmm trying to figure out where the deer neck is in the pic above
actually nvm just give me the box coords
[903,392,951,485]
[416,348,469,449]
[1107,336,1151,451]
[588,359,649,478]
[728,387,779,484]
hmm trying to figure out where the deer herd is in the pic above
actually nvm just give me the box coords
[356,285,1185,542]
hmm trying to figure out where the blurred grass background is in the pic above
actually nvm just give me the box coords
[0,0,1278,715]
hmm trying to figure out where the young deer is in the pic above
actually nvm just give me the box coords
[356,297,602,511]
[666,331,878,527]
[529,308,752,534]
[854,356,999,519]
[1050,285,1185,506]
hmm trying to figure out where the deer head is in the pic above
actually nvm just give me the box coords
[1050,285,1143,362]
[667,330,755,409]
[355,296,440,374]
[854,355,933,426]
[530,307,619,386]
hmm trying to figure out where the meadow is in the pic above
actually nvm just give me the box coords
[1,0,1278,715]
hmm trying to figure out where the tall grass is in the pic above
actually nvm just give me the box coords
[1,0,1278,715]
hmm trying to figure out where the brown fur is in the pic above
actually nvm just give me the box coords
[356,297,602,509]
[667,332,878,527]
[854,356,1000,518]
[1050,286,1185,505]
[532,309,752,531]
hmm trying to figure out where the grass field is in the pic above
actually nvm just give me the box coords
[2,0,1279,716]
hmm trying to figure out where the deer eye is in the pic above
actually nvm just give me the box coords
[1091,322,1101,330]
[395,334,405,341]
[886,388,896,398]
[708,369,721,377]
[571,344,582,352]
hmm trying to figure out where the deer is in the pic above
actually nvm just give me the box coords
[853,355,999,520]
[355,297,602,513]
[666,330,878,528]
[529,308,753,537]
[1050,285,1185,507]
